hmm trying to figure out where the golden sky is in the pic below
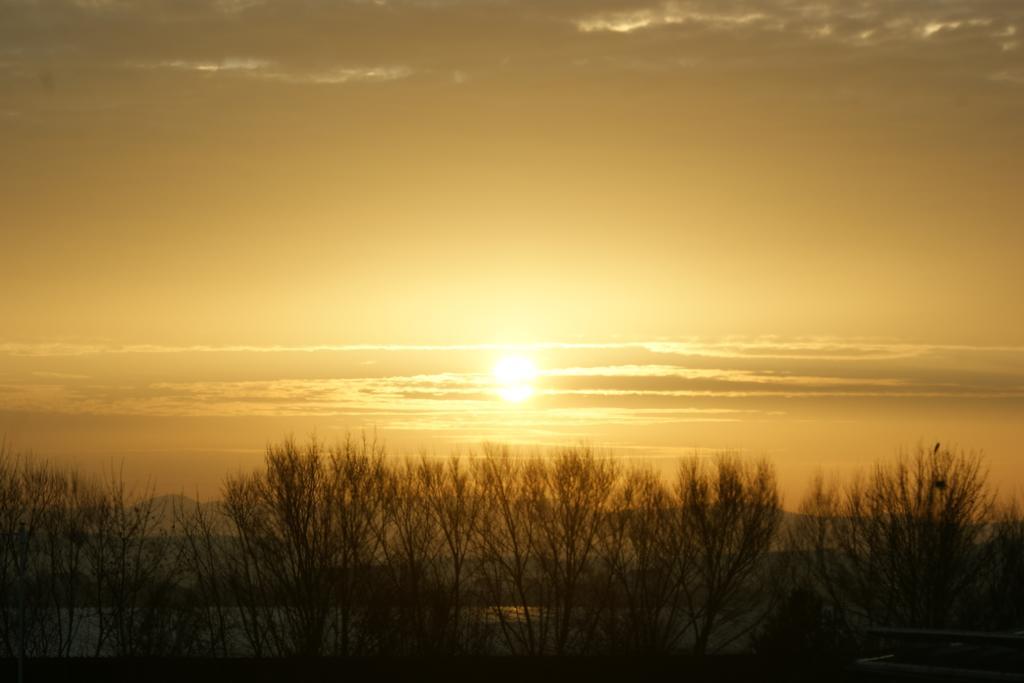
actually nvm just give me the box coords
[2,0,1023,500]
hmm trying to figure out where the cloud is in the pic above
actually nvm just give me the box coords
[991,69,1024,84]
[129,58,412,85]
[136,57,271,73]
[30,371,91,380]
[1,0,1021,93]
[213,0,267,13]
[2,338,1023,428]
[4,337,1024,360]
[267,65,413,84]
[545,364,910,388]
[571,0,1023,62]
[921,18,993,38]
[576,3,767,34]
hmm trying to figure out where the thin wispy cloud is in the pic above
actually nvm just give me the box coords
[129,58,412,85]
[572,0,1021,58]
[3,0,1021,90]
[575,4,767,34]
[5,338,1024,359]
[991,69,1024,84]
[2,340,1022,442]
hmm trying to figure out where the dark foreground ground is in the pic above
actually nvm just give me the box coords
[0,655,852,683]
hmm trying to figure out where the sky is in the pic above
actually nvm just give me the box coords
[2,0,1023,502]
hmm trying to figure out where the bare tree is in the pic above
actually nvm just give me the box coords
[793,445,994,630]
[976,502,1024,629]
[175,495,234,656]
[600,468,689,654]
[4,434,1009,659]
[38,469,100,656]
[530,446,618,654]
[474,444,544,655]
[0,446,61,656]
[222,436,339,655]
[376,458,440,654]
[85,468,182,656]
[677,455,782,656]
[418,455,486,653]
[474,445,618,655]
[377,455,486,655]
[326,434,388,655]
[219,434,389,656]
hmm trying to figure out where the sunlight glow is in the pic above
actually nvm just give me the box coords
[493,355,538,402]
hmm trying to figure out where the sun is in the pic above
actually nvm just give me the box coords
[493,355,538,402]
